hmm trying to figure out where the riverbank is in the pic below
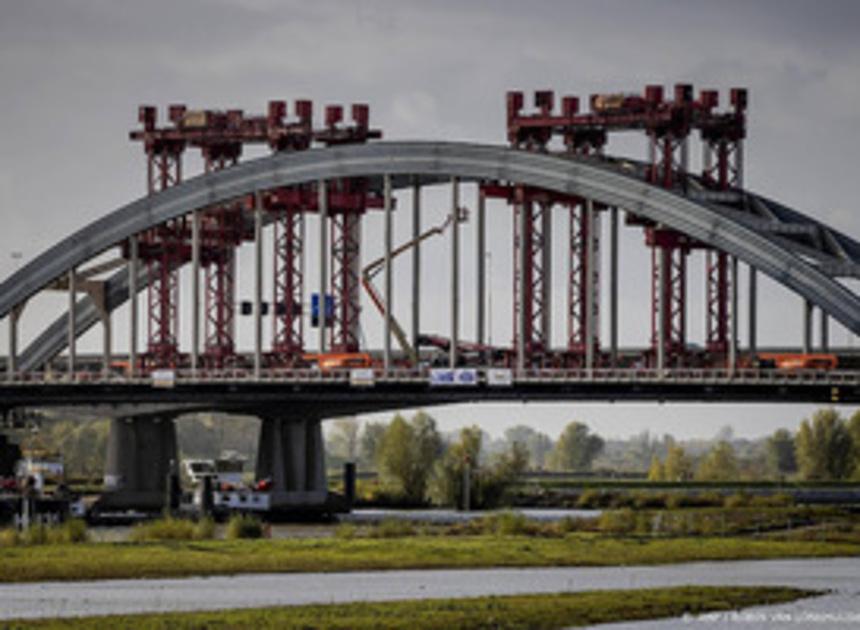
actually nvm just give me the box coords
[0,531,857,584]
[0,586,815,629]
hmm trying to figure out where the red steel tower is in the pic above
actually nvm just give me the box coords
[700,88,747,357]
[133,105,188,369]
[501,83,747,367]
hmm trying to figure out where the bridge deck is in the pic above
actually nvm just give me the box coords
[2,368,857,412]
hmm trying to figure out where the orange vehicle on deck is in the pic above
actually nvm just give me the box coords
[750,353,838,371]
[302,352,374,372]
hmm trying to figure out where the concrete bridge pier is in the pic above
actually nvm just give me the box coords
[98,414,178,512]
[255,414,328,508]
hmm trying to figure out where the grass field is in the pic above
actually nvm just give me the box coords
[0,532,857,583]
[0,586,817,629]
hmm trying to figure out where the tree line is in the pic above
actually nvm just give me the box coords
[329,407,860,494]
[8,407,860,488]
[647,408,860,482]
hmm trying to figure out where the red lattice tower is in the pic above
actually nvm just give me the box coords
[502,83,748,366]
[700,88,747,356]
[562,95,606,365]
[263,100,313,364]
[504,91,608,365]
[644,85,694,366]
[199,122,245,369]
[264,185,311,362]
[483,181,580,363]
[647,228,694,359]
[503,92,556,361]
[317,104,382,353]
[513,189,552,356]
[134,105,188,369]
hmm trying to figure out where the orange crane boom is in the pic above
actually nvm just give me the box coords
[361,214,455,365]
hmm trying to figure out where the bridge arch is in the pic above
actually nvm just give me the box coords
[2,140,859,370]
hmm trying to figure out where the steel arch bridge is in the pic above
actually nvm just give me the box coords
[3,84,860,416]
[1,140,860,408]
[3,87,860,512]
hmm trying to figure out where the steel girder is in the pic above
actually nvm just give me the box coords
[4,141,860,372]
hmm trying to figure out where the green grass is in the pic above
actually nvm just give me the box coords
[0,533,857,584]
[128,518,214,543]
[0,586,817,629]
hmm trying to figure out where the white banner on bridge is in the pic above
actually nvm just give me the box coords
[350,368,375,387]
[487,368,514,387]
[151,370,176,389]
[429,368,478,387]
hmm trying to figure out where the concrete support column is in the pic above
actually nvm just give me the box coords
[305,419,326,493]
[748,266,757,354]
[476,184,486,350]
[67,268,77,379]
[254,196,263,379]
[191,211,201,377]
[383,174,393,372]
[609,207,619,367]
[450,176,460,369]
[128,235,138,378]
[803,299,813,354]
[729,256,739,372]
[255,414,327,508]
[101,414,178,511]
[318,180,328,354]
[411,180,421,351]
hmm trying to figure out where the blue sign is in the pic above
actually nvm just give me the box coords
[429,369,479,387]
[311,293,334,328]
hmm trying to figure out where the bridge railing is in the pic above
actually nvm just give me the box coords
[2,367,859,386]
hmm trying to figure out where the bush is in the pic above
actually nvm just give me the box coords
[334,523,358,540]
[475,512,537,537]
[553,516,592,535]
[576,489,613,509]
[633,493,668,510]
[226,514,264,540]
[723,493,750,509]
[664,494,685,510]
[750,493,794,508]
[23,523,49,545]
[598,509,638,535]
[193,518,215,540]
[52,519,88,544]
[130,518,206,542]
[367,519,416,538]
[0,528,20,547]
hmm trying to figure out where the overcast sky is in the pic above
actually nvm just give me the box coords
[2,0,859,440]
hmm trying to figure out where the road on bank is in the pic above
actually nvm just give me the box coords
[0,557,857,622]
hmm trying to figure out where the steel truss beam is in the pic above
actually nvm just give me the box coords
[328,179,367,353]
[512,189,551,358]
[269,199,305,361]
[568,200,600,363]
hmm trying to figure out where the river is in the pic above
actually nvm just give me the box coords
[0,557,857,626]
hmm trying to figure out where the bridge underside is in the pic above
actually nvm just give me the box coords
[95,409,329,514]
[1,379,854,414]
